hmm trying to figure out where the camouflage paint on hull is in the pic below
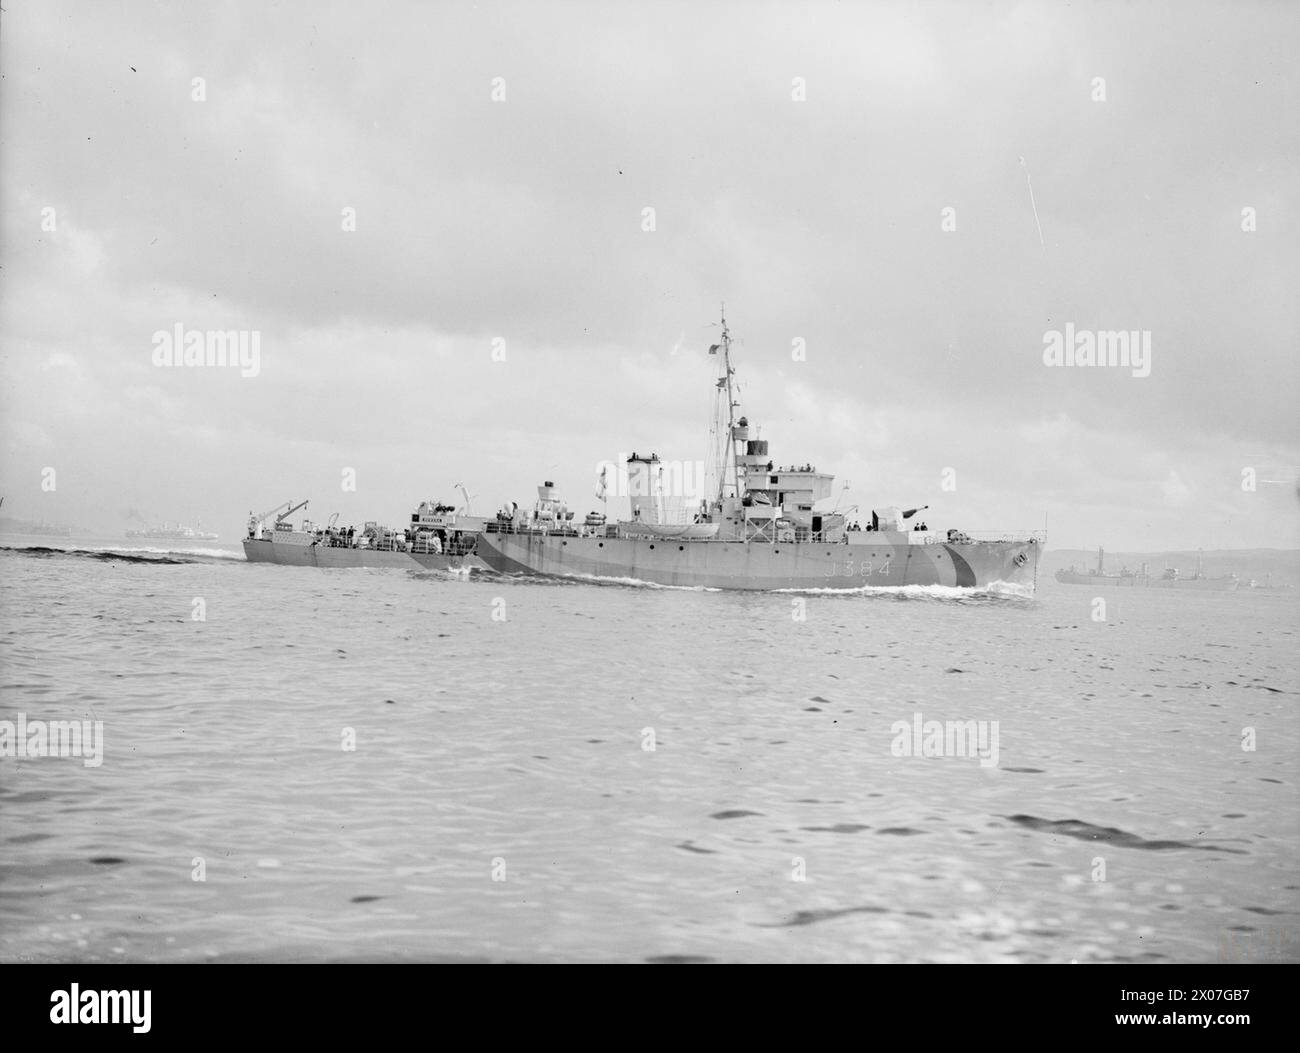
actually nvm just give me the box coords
[242,538,483,571]
[472,532,1040,591]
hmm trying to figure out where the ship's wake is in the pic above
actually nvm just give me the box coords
[478,570,1034,599]
[409,564,481,582]
[580,574,722,592]
[0,543,244,566]
[479,570,721,592]
[775,580,1037,602]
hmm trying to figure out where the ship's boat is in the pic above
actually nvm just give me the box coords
[470,311,1043,591]
[623,521,722,540]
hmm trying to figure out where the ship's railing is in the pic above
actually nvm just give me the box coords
[484,520,588,538]
[479,519,1046,545]
[410,535,477,556]
[355,536,407,552]
[484,520,840,544]
[789,527,838,544]
[930,530,1047,544]
[306,531,479,556]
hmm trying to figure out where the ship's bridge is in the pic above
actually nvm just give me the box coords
[746,466,833,511]
[731,421,833,513]
[733,423,832,512]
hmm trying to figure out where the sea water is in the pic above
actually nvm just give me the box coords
[0,540,1295,963]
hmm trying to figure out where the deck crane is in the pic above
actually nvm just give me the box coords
[277,499,309,525]
[246,499,308,539]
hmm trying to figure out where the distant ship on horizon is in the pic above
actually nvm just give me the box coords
[126,520,219,542]
[1055,547,1238,591]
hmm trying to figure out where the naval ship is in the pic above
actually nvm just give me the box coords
[470,313,1043,590]
[1055,547,1238,590]
[126,520,219,542]
[242,494,487,570]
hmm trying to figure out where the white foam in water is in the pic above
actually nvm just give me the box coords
[112,545,244,560]
[984,580,1037,599]
[499,569,1031,597]
[776,580,1036,599]
[551,572,720,591]
[1,540,245,560]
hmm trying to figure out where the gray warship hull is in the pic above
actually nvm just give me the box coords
[243,537,484,571]
[472,530,1040,590]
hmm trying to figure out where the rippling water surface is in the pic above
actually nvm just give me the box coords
[1,539,1297,963]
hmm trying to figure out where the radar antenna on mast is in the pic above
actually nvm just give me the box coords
[454,483,474,515]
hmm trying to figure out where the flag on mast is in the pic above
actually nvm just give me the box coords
[596,464,608,502]
[708,343,720,355]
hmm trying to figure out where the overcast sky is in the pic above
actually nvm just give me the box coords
[2,0,1297,549]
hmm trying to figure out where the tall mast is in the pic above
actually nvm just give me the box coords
[718,305,741,504]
